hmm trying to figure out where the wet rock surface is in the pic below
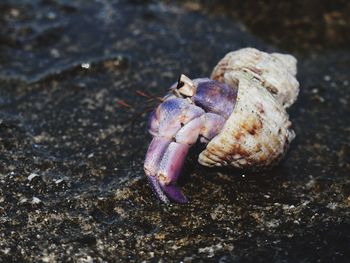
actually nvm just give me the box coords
[0,0,349,262]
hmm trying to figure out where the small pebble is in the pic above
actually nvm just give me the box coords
[323,75,331,81]
[28,173,40,181]
[54,178,64,184]
[81,63,90,69]
[32,197,42,204]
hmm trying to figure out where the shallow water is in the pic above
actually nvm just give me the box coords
[0,0,349,262]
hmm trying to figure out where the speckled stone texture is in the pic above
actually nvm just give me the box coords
[0,0,349,262]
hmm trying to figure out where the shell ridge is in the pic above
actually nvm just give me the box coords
[199,48,299,169]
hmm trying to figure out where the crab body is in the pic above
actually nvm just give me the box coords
[144,48,299,203]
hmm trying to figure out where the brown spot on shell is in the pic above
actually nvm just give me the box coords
[241,117,263,136]
[214,72,225,81]
[244,66,263,75]
[256,102,265,114]
[228,77,239,88]
[234,145,249,157]
[263,81,279,95]
[254,143,262,153]
[212,61,229,82]
[225,140,249,158]
[234,131,244,141]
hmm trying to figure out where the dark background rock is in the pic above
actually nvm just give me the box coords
[0,0,349,262]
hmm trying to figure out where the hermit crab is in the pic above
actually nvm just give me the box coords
[144,48,299,203]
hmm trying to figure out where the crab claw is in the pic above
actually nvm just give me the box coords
[144,137,189,203]
[144,139,191,203]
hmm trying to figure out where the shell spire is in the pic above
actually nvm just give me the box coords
[211,47,299,108]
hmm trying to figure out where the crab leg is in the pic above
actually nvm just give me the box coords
[157,113,225,184]
[143,137,170,203]
[155,113,225,203]
[156,142,190,203]
[144,137,190,203]
[144,98,204,202]
[144,137,170,176]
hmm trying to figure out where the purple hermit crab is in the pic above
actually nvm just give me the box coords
[143,48,300,203]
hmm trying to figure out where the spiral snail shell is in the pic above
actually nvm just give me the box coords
[199,48,299,170]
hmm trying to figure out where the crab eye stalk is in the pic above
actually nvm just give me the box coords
[176,75,184,89]
[177,74,196,97]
